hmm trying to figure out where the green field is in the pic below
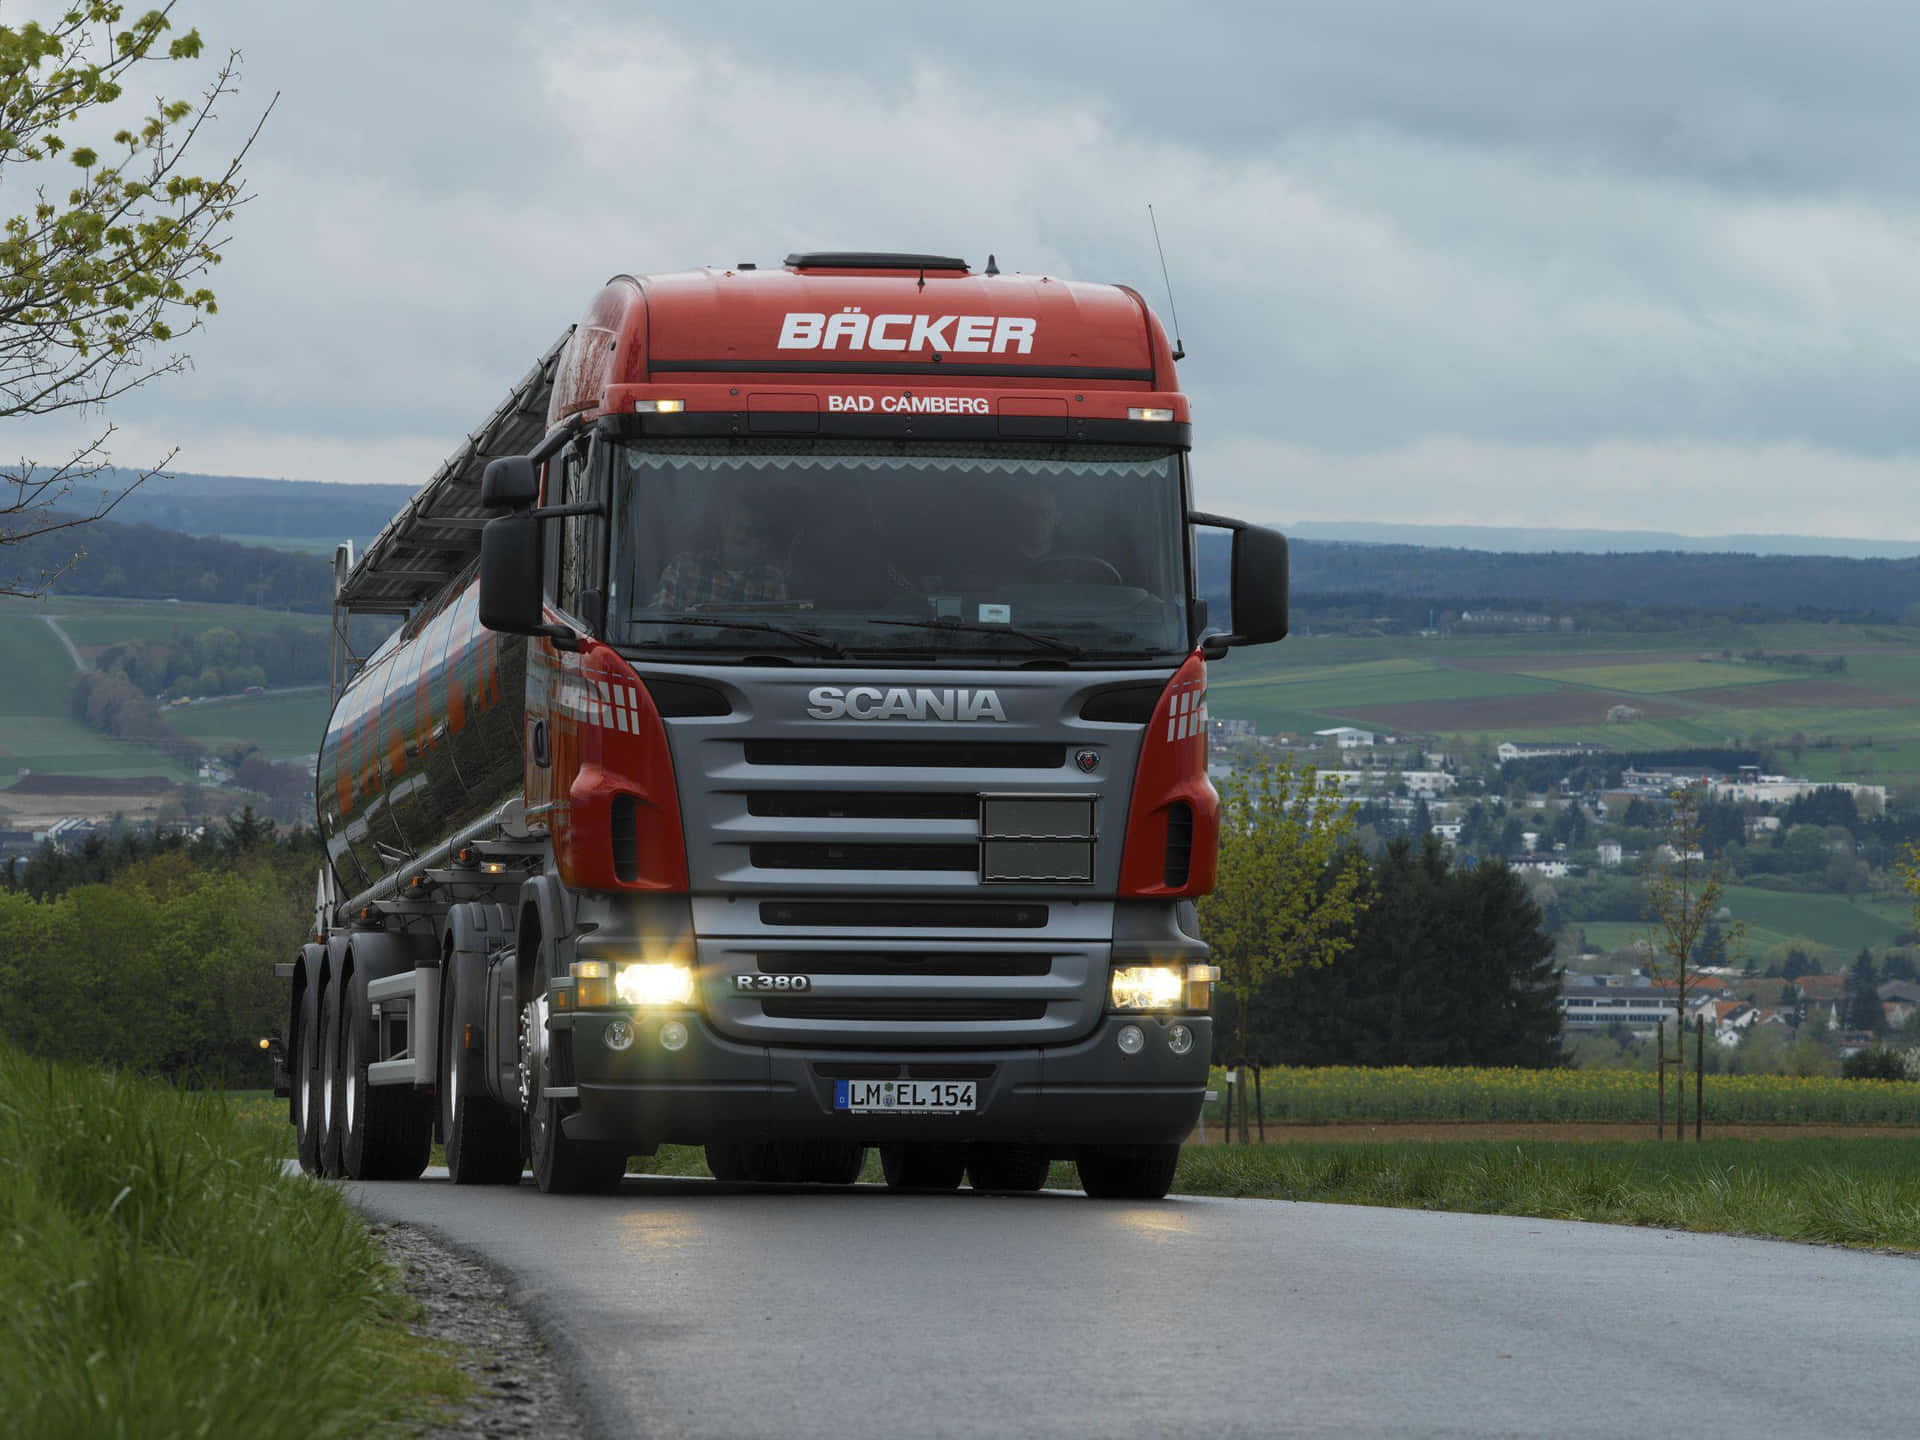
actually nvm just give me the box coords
[0,597,333,779]
[1210,621,1920,782]
[168,687,331,759]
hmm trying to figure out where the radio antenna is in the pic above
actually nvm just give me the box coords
[1148,204,1186,361]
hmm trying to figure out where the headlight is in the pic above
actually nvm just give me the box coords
[1110,965,1184,1011]
[615,961,695,1008]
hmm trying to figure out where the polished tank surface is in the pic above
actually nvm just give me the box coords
[316,576,526,897]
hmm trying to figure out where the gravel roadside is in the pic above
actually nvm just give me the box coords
[375,1221,590,1439]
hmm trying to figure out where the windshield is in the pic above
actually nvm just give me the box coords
[611,440,1189,661]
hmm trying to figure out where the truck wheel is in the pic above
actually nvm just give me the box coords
[879,1143,965,1191]
[967,1144,1051,1193]
[1075,1143,1181,1200]
[318,976,346,1177]
[802,1142,867,1186]
[294,983,324,1176]
[704,1143,753,1181]
[339,970,433,1181]
[440,960,522,1186]
[522,998,626,1195]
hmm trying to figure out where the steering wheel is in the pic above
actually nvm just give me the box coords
[1049,554,1124,584]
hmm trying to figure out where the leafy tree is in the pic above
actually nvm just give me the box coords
[1,3,266,593]
[1200,757,1368,1069]
[1241,838,1562,1068]
[1840,950,1882,1033]
[1841,1047,1911,1081]
[1643,785,1743,1135]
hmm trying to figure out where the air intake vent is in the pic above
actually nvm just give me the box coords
[747,791,979,820]
[611,794,639,883]
[642,677,731,717]
[758,952,1051,977]
[761,997,1045,1022]
[1163,801,1194,889]
[1079,682,1163,724]
[758,900,1048,928]
[749,843,978,872]
[745,740,1064,769]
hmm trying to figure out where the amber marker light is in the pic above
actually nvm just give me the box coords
[570,960,613,1007]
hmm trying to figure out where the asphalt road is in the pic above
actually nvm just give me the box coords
[347,1172,1920,1439]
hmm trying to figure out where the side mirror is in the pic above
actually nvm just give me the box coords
[1229,524,1289,646]
[478,513,543,633]
[1189,512,1288,654]
[481,456,539,509]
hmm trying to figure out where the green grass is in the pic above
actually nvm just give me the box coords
[1173,1138,1920,1248]
[0,1052,467,1438]
[167,687,330,758]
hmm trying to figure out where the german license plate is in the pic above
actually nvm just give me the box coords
[834,1079,976,1114]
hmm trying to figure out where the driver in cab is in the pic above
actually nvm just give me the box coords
[651,497,790,608]
[977,488,1119,586]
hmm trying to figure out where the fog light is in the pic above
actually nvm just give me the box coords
[1168,1024,1194,1056]
[603,1018,635,1052]
[660,1020,689,1052]
[1116,1023,1145,1055]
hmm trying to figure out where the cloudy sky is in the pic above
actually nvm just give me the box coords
[14,0,1920,540]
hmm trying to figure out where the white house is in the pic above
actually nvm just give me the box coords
[1596,841,1623,868]
[1315,727,1377,749]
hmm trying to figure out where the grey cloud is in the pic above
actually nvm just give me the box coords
[14,0,1920,538]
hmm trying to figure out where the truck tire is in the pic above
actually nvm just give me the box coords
[522,997,626,1195]
[294,983,324,1176]
[318,976,346,1177]
[703,1142,752,1182]
[967,1144,1051,1193]
[1075,1143,1181,1200]
[879,1143,966,1191]
[440,957,523,1186]
[802,1142,867,1186]
[338,969,433,1181]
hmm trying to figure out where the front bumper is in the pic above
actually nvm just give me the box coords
[556,1010,1211,1150]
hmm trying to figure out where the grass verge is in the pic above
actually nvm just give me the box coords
[1172,1138,1920,1250]
[0,1051,467,1439]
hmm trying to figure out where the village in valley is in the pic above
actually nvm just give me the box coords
[1203,713,1918,1071]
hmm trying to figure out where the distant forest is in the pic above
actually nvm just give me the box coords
[14,504,1920,626]
[13,516,333,610]
[1199,535,1920,629]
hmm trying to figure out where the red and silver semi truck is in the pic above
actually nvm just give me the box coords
[278,251,1288,1199]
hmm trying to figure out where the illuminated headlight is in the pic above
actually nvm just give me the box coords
[1109,965,1184,1011]
[615,962,695,1008]
[1128,406,1175,422]
[633,398,686,413]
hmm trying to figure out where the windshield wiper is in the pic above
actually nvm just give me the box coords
[639,614,849,657]
[867,617,1084,658]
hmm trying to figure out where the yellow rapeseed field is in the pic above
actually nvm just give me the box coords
[1205,1065,1920,1126]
